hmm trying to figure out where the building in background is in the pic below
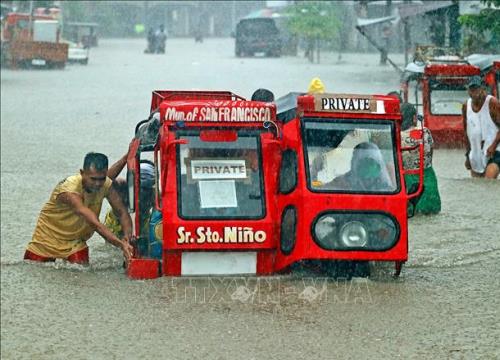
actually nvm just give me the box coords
[59,1,267,38]
[5,0,493,59]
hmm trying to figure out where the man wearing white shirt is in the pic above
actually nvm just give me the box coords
[462,76,500,179]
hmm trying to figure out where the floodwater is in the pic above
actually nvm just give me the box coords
[1,39,499,359]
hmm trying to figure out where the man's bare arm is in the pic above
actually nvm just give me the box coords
[57,192,133,260]
[108,140,136,180]
[106,186,133,242]
[486,131,500,158]
[107,154,127,180]
[489,96,500,127]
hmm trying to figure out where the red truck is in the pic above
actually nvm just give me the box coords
[1,12,68,69]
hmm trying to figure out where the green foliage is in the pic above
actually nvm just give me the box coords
[284,1,341,40]
[458,0,499,52]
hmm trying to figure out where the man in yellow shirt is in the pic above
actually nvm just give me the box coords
[24,152,133,264]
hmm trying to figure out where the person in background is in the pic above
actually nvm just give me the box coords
[462,76,500,179]
[24,153,133,265]
[155,24,167,54]
[251,88,274,102]
[104,162,155,239]
[144,28,155,54]
[400,102,441,214]
[308,77,325,94]
[103,178,128,238]
[387,90,403,104]
[328,142,394,192]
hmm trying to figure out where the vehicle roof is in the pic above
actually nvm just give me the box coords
[5,12,54,21]
[242,7,285,20]
[151,90,244,114]
[276,92,401,123]
[65,22,99,27]
[404,54,500,74]
[238,17,276,24]
[151,90,277,125]
[276,92,303,122]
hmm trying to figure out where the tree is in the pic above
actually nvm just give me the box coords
[458,0,500,53]
[285,2,341,63]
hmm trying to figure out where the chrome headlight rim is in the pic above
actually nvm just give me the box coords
[340,221,368,247]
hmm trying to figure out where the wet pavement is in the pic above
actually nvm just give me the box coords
[1,38,499,359]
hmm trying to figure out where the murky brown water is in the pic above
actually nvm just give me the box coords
[1,39,499,359]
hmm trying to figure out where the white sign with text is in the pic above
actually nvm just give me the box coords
[191,160,247,180]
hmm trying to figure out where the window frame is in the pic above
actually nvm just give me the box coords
[175,128,267,220]
[301,117,401,195]
[428,79,469,116]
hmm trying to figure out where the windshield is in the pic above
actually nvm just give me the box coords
[429,80,468,115]
[237,19,279,36]
[177,132,264,219]
[303,119,398,194]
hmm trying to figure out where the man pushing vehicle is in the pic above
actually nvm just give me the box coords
[24,152,133,264]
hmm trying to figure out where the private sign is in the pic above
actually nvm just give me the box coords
[314,94,376,113]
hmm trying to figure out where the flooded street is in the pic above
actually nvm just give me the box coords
[1,38,499,359]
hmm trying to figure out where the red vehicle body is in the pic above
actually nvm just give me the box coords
[484,61,499,99]
[1,12,68,69]
[125,90,423,279]
[401,54,499,147]
[273,93,421,273]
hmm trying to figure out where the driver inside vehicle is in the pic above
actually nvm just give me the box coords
[325,142,394,192]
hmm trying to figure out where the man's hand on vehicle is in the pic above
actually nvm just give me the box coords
[122,230,134,244]
[121,240,134,262]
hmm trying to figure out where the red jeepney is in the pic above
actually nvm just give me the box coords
[127,91,281,278]
[401,54,500,147]
[125,91,423,279]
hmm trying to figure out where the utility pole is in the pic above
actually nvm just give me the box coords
[231,0,236,33]
[403,0,411,66]
[28,0,33,35]
[380,0,392,65]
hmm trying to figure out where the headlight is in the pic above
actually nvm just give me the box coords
[314,215,337,245]
[313,212,399,251]
[340,221,367,247]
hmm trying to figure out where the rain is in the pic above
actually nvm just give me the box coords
[1,1,499,359]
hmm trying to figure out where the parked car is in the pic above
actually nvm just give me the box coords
[62,39,89,65]
[63,22,98,47]
[234,17,282,57]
